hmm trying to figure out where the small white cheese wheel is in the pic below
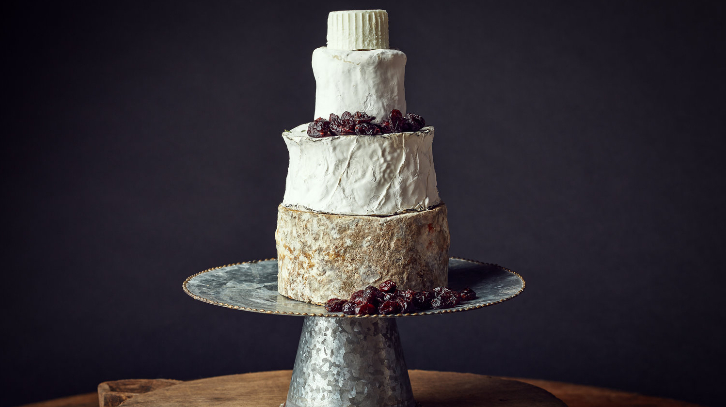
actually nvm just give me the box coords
[281,123,441,216]
[312,47,406,123]
[327,10,389,50]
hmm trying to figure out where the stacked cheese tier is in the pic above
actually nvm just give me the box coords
[276,10,450,305]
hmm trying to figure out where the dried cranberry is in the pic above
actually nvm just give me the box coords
[406,113,426,131]
[388,109,408,132]
[356,302,377,315]
[325,298,348,312]
[430,287,459,309]
[399,289,416,303]
[364,285,381,297]
[353,111,375,123]
[355,122,381,135]
[363,293,379,306]
[430,297,444,309]
[460,287,477,301]
[373,290,388,303]
[330,112,356,135]
[379,280,397,293]
[379,300,402,315]
[413,291,434,309]
[351,290,376,306]
[342,301,356,315]
[448,291,462,306]
[397,296,415,313]
[307,118,332,138]
[346,287,375,305]
[350,289,365,302]
[432,286,448,297]
[321,109,425,137]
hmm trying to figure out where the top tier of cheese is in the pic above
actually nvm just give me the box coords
[327,10,389,50]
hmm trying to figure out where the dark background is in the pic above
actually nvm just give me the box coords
[3,1,725,406]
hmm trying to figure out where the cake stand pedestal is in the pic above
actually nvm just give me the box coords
[288,317,412,407]
[183,258,527,407]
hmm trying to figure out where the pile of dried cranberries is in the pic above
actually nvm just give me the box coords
[307,109,426,138]
[325,280,476,315]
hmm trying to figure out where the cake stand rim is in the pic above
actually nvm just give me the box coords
[182,257,525,318]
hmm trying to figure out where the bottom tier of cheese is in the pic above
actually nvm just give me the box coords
[276,204,450,305]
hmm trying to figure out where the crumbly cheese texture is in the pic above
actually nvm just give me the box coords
[276,204,450,305]
[312,47,406,124]
[327,10,389,50]
[281,123,441,216]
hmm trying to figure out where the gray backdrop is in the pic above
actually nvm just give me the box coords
[3,1,725,406]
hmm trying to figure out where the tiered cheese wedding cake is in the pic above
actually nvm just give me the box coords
[276,10,450,305]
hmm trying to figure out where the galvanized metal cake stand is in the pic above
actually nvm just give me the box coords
[183,257,525,407]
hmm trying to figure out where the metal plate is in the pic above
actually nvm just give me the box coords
[183,258,524,318]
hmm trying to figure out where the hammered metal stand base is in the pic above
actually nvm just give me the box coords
[183,259,527,406]
[286,317,416,407]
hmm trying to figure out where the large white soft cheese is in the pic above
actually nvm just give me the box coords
[327,10,389,50]
[312,47,406,124]
[281,123,441,216]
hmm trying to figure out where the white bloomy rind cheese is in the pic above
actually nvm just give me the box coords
[312,48,406,124]
[327,10,389,50]
[281,123,441,216]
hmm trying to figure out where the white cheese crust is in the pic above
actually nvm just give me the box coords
[281,123,441,216]
[327,10,389,50]
[312,47,406,124]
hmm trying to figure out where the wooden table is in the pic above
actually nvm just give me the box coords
[18,370,702,407]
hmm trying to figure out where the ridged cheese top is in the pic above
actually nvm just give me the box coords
[327,10,389,50]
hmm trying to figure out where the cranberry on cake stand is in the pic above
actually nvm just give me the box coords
[183,257,526,407]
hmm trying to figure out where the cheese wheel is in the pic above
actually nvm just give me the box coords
[281,124,440,216]
[327,10,389,50]
[312,47,406,124]
[276,204,450,305]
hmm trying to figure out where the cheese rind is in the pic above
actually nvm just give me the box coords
[276,204,450,305]
[327,10,390,50]
[281,124,441,216]
[312,47,406,124]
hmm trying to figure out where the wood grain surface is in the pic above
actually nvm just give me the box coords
[97,379,182,407]
[17,370,703,407]
[117,370,566,407]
